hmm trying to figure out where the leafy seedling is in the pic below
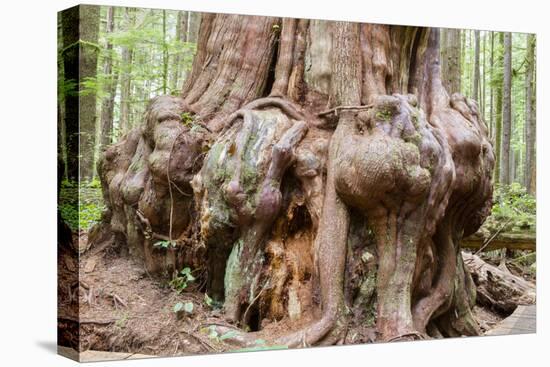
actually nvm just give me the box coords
[173,301,194,319]
[169,267,196,293]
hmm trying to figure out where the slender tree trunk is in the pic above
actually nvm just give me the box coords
[57,14,67,179]
[494,33,504,183]
[500,32,512,185]
[170,11,187,92]
[99,6,117,149]
[489,32,494,139]
[440,28,461,94]
[187,11,200,43]
[468,30,473,97]
[119,7,134,135]
[61,7,79,181]
[524,33,536,193]
[79,5,100,180]
[480,32,487,121]
[61,5,100,181]
[473,30,480,101]
[162,10,168,95]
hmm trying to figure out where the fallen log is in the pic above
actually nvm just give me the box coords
[461,232,535,252]
[462,252,536,315]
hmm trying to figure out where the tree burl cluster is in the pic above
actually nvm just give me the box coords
[94,16,494,347]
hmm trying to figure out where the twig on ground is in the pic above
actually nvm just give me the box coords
[242,280,270,323]
[180,330,217,352]
[112,293,128,308]
[473,217,514,256]
[86,287,94,306]
[58,315,118,325]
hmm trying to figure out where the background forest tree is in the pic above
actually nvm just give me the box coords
[58,6,200,183]
[442,29,537,193]
[58,13,537,235]
[58,12,537,193]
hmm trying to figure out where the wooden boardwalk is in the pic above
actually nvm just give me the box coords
[58,346,154,362]
[485,305,536,336]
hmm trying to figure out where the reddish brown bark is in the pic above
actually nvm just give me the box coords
[95,14,494,347]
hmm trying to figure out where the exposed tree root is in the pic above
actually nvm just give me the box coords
[93,22,498,350]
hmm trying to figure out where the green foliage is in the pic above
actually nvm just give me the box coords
[169,267,196,293]
[58,180,104,231]
[82,7,200,144]
[200,325,220,341]
[232,339,288,352]
[484,183,536,233]
[153,240,177,249]
[115,312,129,328]
[173,301,194,314]
[219,330,238,340]
[458,31,536,184]
[87,177,102,189]
[204,293,213,307]
[375,109,392,121]
[180,111,194,127]
[79,76,101,97]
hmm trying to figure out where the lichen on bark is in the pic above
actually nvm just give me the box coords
[94,14,494,348]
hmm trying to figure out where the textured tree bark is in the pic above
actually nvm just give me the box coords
[440,28,461,94]
[94,15,494,347]
[61,6,80,182]
[99,6,117,149]
[170,11,186,92]
[473,30,480,101]
[500,32,512,185]
[489,32,494,139]
[61,5,100,181]
[494,33,504,183]
[524,34,536,193]
[119,7,135,135]
[78,5,100,180]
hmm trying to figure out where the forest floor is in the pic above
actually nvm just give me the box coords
[57,185,536,357]
[61,234,222,357]
[57,229,535,359]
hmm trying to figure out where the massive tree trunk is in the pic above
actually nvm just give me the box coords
[95,15,494,347]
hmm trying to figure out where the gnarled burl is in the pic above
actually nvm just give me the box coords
[95,16,494,348]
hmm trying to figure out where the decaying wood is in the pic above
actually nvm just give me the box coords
[462,252,535,314]
[462,232,535,251]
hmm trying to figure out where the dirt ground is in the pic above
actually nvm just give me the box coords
[60,236,231,356]
[58,232,530,359]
